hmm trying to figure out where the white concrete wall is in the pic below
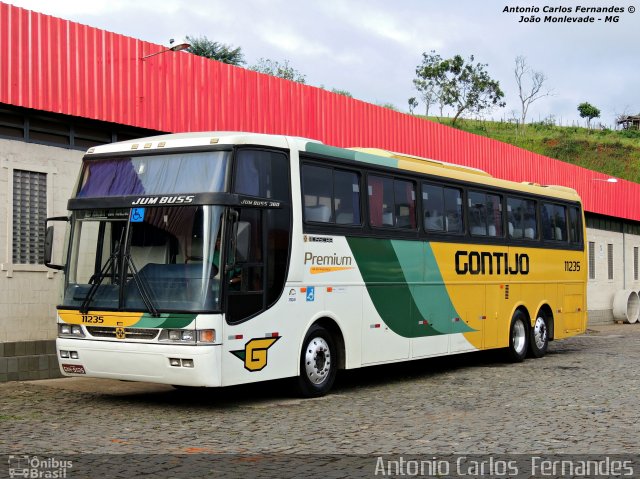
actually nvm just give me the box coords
[586,227,640,324]
[0,139,83,342]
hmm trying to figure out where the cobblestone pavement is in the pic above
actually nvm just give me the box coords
[1,325,639,476]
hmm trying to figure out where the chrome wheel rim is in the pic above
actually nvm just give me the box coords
[512,320,527,355]
[304,337,331,385]
[533,316,547,350]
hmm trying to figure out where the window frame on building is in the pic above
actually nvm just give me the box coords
[1,160,57,276]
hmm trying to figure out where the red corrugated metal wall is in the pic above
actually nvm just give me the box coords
[0,2,637,221]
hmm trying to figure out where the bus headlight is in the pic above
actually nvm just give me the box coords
[159,329,215,344]
[58,323,85,338]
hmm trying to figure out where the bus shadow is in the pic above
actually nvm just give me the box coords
[94,349,513,409]
[333,349,509,394]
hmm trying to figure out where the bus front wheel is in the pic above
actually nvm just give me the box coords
[296,325,337,397]
[507,311,528,362]
[529,314,549,358]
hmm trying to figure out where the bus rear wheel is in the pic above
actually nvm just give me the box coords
[296,325,337,397]
[529,314,549,358]
[506,310,528,362]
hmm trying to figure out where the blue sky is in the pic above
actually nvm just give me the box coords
[6,0,639,126]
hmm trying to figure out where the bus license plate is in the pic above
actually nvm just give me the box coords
[61,364,86,374]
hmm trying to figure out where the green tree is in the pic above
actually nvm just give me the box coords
[408,97,418,114]
[414,53,505,124]
[577,102,601,129]
[441,54,505,125]
[413,50,448,117]
[249,58,306,83]
[185,36,245,65]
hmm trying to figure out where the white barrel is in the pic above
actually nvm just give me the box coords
[612,290,640,323]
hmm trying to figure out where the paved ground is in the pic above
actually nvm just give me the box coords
[1,324,639,477]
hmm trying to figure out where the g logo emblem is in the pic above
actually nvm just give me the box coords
[231,337,280,371]
[115,327,126,339]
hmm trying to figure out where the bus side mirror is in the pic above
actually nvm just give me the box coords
[44,216,69,271]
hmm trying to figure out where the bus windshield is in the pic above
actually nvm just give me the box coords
[63,205,224,313]
[76,151,230,197]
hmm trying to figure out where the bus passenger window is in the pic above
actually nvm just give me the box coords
[443,187,463,233]
[568,207,582,244]
[368,175,394,227]
[334,170,361,225]
[542,203,567,241]
[422,184,463,233]
[394,179,416,229]
[507,197,537,240]
[302,165,361,225]
[423,184,444,231]
[302,165,333,223]
[469,191,502,237]
[368,175,415,229]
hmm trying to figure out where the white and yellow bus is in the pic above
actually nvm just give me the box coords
[46,132,587,396]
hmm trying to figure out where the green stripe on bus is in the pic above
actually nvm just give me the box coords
[390,240,474,335]
[347,237,445,338]
[135,313,197,329]
[305,142,398,168]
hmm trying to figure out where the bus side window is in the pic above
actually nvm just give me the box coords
[422,184,444,231]
[507,197,537,240]
[423,183,463,233]
[469,191,503,237]
[234,149,290,200]
[302,165,333,223]
[542,203,567,241]
[334,170,361,225]
[368,175,395,227]
[301,165,361,225]
[394,179,416,229]
[568,206,582,244]
[369,175,416,229]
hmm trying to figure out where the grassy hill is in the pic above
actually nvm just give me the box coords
[425,117,640,184]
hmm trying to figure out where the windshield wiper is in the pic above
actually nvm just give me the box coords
[124,253,160,318]
[79,236,123,314]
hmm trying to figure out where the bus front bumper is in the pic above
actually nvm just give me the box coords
[56,338,222,387]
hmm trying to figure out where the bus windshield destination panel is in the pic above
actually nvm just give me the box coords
[47,132,587,396]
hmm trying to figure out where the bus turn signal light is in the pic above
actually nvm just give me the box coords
[198,330,216,343]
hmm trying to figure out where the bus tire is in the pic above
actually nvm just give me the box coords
[529,313,549,358]
[296,325,337,397]
[506,310,528,362]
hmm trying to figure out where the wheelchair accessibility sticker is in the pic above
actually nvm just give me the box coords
[130,208,145,222]
[306,286,315,302]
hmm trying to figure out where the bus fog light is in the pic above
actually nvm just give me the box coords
[181,331,194,342]
[198,330,216,343]
[168,331,181,341]
[181,359,194,368]
[70,351,79,359]
[60,350,70,358]
[169,358,181,367]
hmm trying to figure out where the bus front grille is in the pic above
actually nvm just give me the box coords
[86,326,160,340]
